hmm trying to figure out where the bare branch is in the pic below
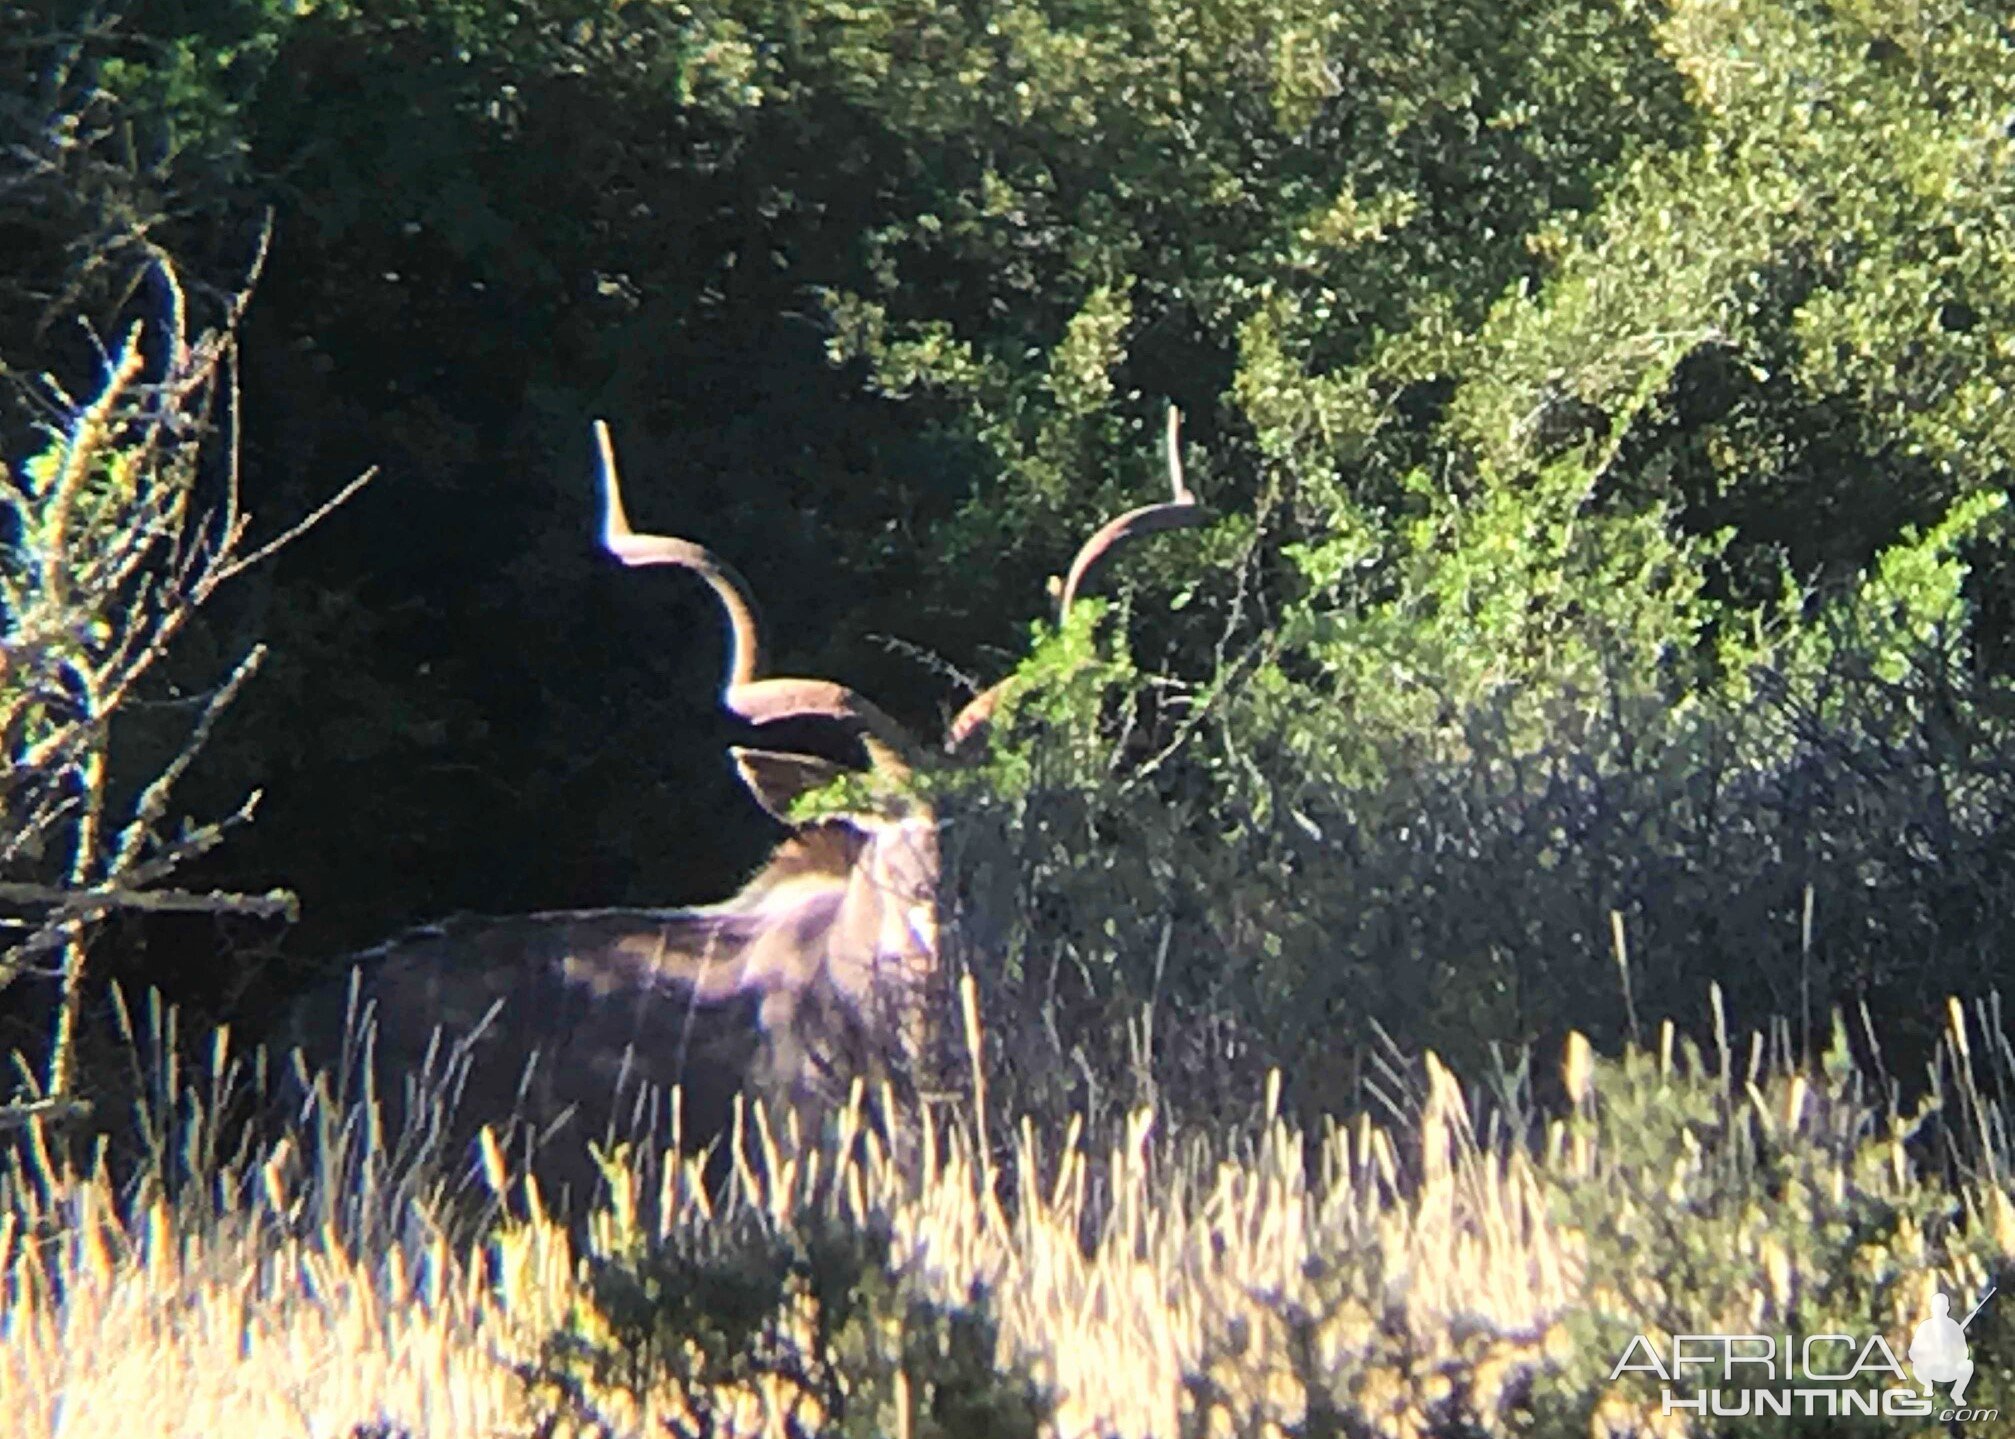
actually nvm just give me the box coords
[0,1095,93,1132]
[216,467,378,583]
[41,324,145,612]
[0,880,298,921]
[109,645,266,873]
[1,248,362,1110]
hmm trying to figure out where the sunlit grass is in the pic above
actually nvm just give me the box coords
[3,993,2011,1437]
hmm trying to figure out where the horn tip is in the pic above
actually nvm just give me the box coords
[593,420,630,549]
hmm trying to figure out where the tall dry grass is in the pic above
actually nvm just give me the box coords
[2,992,2010,1438]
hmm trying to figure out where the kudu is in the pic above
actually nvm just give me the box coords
[277,409,1205,1207]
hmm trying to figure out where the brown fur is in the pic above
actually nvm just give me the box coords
[277,811,942,1207]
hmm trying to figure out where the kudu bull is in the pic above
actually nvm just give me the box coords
[278,409,1204,1206]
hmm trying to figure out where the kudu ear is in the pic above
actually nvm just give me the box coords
[731,746,852,824]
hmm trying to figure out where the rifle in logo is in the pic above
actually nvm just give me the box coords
[1910,1284,1995,1405]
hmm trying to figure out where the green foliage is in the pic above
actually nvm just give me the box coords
[1749,487,2008,711]
[963,598,1146,797]
[524,1212,1052,1438]
[1270,451,1727,782]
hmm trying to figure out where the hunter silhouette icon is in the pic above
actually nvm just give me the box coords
[1910,1287,1995,1405]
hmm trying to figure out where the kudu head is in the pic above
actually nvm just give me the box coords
[282,409,1204,1208]
[588,409,1204,1102]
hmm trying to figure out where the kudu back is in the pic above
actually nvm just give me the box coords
[275,410,1205,1208]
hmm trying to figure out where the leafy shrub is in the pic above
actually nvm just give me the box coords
[520,1185,1053,1439]
[940,484,2015,1135]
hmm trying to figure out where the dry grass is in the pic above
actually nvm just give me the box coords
[1,1182,550,1437]
[3,999,2010,1438]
